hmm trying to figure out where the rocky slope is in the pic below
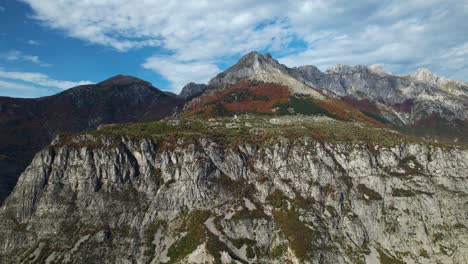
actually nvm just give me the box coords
[0,75,184,203]
[290,63,468,142]
[208,52,323,98]
[205,52,468,143]
[0,117,467,264]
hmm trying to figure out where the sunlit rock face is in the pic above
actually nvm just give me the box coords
[1,128,467,264]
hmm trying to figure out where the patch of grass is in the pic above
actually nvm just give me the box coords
[377,248,405,264]
[274,96,338,118]
[220,88,270,103]
[144,220,166,259]
[231,238,257,259]
[357,184,382,201]
[213,103,230,116]
[433,232,443,243]
[362,111,389,124]
[419,248,429,258]
[166,210,210,264]
[150,168,164,187]
[386,156,424,177]
[231,206,269,222]
[213,174,257,199]
[270,244,288,258]
[391,188,433,197]
[267,190,289,209]
[273,208,321,261]
[391,188,414,197]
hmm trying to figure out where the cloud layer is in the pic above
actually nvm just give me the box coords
[1,50,51,67]
[0,69,93,97]
[0,70,93,90]
[23,0,468,90]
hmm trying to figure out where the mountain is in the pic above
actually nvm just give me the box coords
[0,75,184,203]
[0,51,467,264]
[184,52,384,128]
[290,63,468,142]
[0,117,466,263]
[178,82,208,100]
[198,52,468,143]
[208,51,323,98]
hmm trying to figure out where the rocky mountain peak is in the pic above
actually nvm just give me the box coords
[235,51,283,69]
[410,68,448,85]
[207,51,323,97]
[98,74,152,88]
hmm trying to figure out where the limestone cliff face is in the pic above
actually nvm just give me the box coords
[1,133,467,264]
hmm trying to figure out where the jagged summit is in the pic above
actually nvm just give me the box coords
[410,68,448,85]
[325,64,388,76]
[98,74,152,87]
[207,51,322,97]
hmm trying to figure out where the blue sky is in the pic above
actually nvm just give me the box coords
[0,0,467,98]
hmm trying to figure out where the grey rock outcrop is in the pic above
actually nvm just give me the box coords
[178,82,208,100]
[207,51,323,98]
[1,129,467,263]
[291,63,468,125]
[206,52,468,130]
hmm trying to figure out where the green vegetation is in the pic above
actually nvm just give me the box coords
[398,156,423,175]
[221,88,269,103]
[419,248,429,258]
[230,206,269,222]
[231,238,257,259]
[58,114,461,153]
[273,208,321,261]
[268,190,290,209]
[213,103,230,116]
[267,189,325,261]
[270,244,288,258]
[274,96,337,118]
[213,174,257,199]
[357,184,382,201]
[377,248,405,264]
[391,188,433,197]
[166,210,210,263]
[362,111,389,124]
[144,220,166,259]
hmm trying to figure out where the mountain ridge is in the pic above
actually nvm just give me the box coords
[0,52,467,264]
[0,76,184,203]
[199,51,467,142]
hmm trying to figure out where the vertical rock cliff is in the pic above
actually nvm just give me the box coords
[0,117,467,264]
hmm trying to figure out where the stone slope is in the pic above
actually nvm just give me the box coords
[292,63,468,127]
[1,117,467,264]
[208,52,323,98]
[204,51,468,142]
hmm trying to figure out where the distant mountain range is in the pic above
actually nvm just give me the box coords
[0,52,466,203]
[206,51,468,142]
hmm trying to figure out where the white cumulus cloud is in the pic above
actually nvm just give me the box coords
[1,50,51,67]
[22,0,468,86]
[142,57,220,92]
[0,69,93,90]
